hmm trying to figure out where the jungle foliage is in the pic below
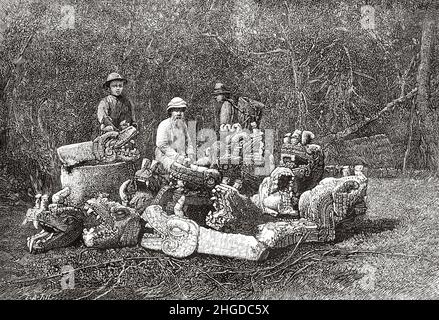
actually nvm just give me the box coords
[0,0,438,194]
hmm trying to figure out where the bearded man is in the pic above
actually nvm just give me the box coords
[155,97,195,172]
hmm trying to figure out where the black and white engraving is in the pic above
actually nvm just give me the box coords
[0,0,438,302]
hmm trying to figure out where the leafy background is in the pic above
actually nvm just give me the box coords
[0,0,437,195]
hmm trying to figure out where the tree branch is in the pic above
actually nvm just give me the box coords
[398,54,417,96]
[317,87,418,146]
[16,33,34,62]
[250,48,289,55]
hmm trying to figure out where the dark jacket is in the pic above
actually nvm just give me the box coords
[97,94,136,131]
[215,98,239,131]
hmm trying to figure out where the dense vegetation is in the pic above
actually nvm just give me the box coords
[0,0,438,194]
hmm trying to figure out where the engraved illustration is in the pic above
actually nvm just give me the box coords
[0,0,438,301]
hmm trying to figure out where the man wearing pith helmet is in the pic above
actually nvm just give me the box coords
[97,72,137,133]
[155,97,195,172]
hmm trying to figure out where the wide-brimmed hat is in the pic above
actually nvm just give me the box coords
[167,97,187,111]
[103,72,127,88]
[212,82,231,96]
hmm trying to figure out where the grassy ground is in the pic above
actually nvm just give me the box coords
[264,177,439,300]
[0,177,438,300]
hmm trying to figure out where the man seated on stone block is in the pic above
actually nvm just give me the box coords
[155,97,196,173]
[97,72,137,133]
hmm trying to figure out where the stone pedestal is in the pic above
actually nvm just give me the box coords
[61,162,135,206]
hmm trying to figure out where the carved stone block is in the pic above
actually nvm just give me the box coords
[60,162,135,206]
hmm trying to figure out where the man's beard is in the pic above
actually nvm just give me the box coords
[171,117,185,129]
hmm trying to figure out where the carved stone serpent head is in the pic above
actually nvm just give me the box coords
[82,195,142,249]
[141,205,199,258]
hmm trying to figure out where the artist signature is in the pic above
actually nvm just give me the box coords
[22,292,55,300]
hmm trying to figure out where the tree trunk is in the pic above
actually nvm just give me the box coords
[0,67,10,151]
[317,88,418,146]
[416,10,438,170]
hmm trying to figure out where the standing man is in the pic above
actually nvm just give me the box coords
[212,82,238,132]
[155,97,195,172]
